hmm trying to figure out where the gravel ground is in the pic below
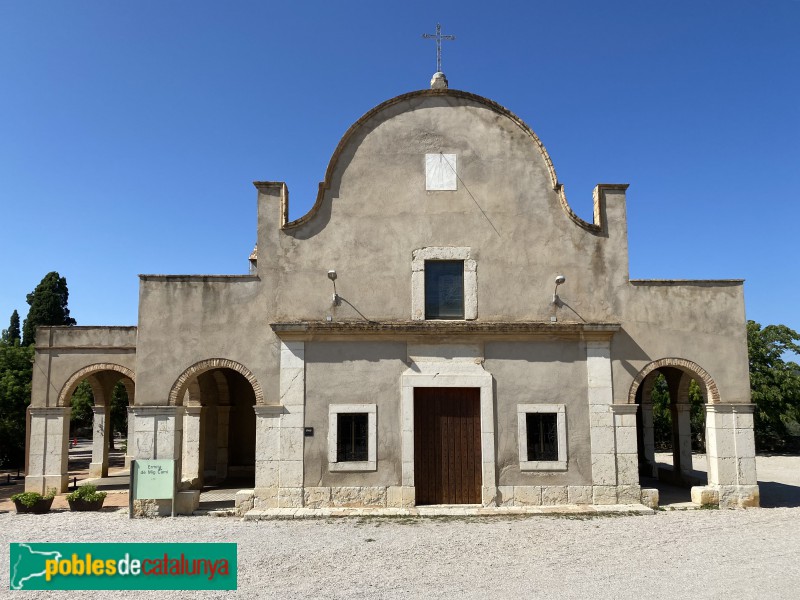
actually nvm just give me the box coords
[2,507,800,599]
[3,454,800,599]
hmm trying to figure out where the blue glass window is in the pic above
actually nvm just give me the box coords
[425,261,464,319]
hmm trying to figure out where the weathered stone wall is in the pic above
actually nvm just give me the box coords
[484,341,591,486]
[303,341,407,488]
[135,276,276,407]
[30,326,137,409]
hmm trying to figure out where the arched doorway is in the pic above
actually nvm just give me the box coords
[630,359,714,502]
[58,364,135,480]
[172,360,259,491]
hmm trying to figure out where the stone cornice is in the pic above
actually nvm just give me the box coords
[37,346,136,352]
[138,275,260,282]
[630,279,744,286]
[270,321,620,342]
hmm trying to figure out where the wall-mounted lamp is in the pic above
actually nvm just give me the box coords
[328,270,341,306]
[552,275,566,304]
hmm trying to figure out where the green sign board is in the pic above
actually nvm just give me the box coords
[132,459,175,500]
[9,543,237,590]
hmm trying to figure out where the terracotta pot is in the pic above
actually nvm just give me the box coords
[67,497,105,511]
[13,497,54,514]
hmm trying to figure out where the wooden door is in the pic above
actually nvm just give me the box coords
[414,387,481,504]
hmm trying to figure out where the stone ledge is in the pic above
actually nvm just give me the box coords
[242,504,654,520]
[271,321,620,341]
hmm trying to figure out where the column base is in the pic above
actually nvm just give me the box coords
[25,474,69,494]
[691,484,760,508]
[88,462,108,478]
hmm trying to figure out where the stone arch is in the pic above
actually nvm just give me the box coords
[58,363,136,407]
[628,358,720,405]
[168,358,264,406]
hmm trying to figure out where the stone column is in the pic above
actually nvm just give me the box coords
[253,405,283,507]
[89,405,110,477]
[586,340,617,504]
[700,403,759,508]
[25,407,70,493]
[674,403,694,477]
[277,341,305,508]
[125,407,135,468]
[181,406,204,489]
[215,405,230,481]
[611,404,640,503]
[130,406,185,516]
[640,403,657,477]
[130,406,184,461]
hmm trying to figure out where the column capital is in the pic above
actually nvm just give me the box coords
[91,405,108,415]
[29,406,71,417]
[706,403,755,414]
[611,404,638,415]
[254,404,285,417]
[132,405,184,417]
[184,405,204,416]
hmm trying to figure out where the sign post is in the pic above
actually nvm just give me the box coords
[129,459,177,518]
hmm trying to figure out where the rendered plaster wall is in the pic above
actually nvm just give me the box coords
[484,341,592,486]
[30,326,137,408]
[303,341,407,488]
[257,93,631,326]
[611,281,750,404]
[135,276,277,406]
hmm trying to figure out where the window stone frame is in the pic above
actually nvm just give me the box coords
[411,247,477,321]
[328,404,377,472]
[518,404,567,471]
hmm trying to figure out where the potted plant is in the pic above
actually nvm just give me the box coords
[66,484,107,511]
[11,488,57,514]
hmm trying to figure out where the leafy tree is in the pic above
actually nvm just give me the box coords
[109,381,129,450]
[651,375,706,452]
[1,310,21,344]
[68,380,128,448]
[21,272,76,346]
[651,374,672,450]
[69,380,94,434]
[747,320,800,451]
[0,341,34,468]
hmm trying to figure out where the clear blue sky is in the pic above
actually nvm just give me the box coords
[1,1,798,350]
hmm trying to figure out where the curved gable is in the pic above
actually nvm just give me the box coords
[270,89,601,233]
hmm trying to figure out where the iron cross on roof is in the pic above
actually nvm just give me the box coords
[422,23,455,73]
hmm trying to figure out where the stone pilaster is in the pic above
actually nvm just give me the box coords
[254,342,306,509]
[253,404,283,506]
[586,341,617,504]
[611,404,641,503]
[131,406,184,461]
[89,405,110,477]
[25,407,70,493]
[674,403,694,476]
[640,403,657,477]
[278,341,305,507]
[703,403,759,507]
[215,405,230,481]
[125,407,134,468]
[181,406,204,489]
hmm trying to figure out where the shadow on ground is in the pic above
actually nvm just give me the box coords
[758,481,800,508]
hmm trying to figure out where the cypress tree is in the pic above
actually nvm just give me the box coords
[21,272,77,346]
[6,310,20,344]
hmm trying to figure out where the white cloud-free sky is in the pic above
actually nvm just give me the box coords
[1,1,798,347]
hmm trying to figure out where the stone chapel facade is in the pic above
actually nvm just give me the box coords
[25,74,759,512]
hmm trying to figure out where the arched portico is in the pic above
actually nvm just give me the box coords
[169,359,259,491]
[629,358,759,508]
[27,363,135,493]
